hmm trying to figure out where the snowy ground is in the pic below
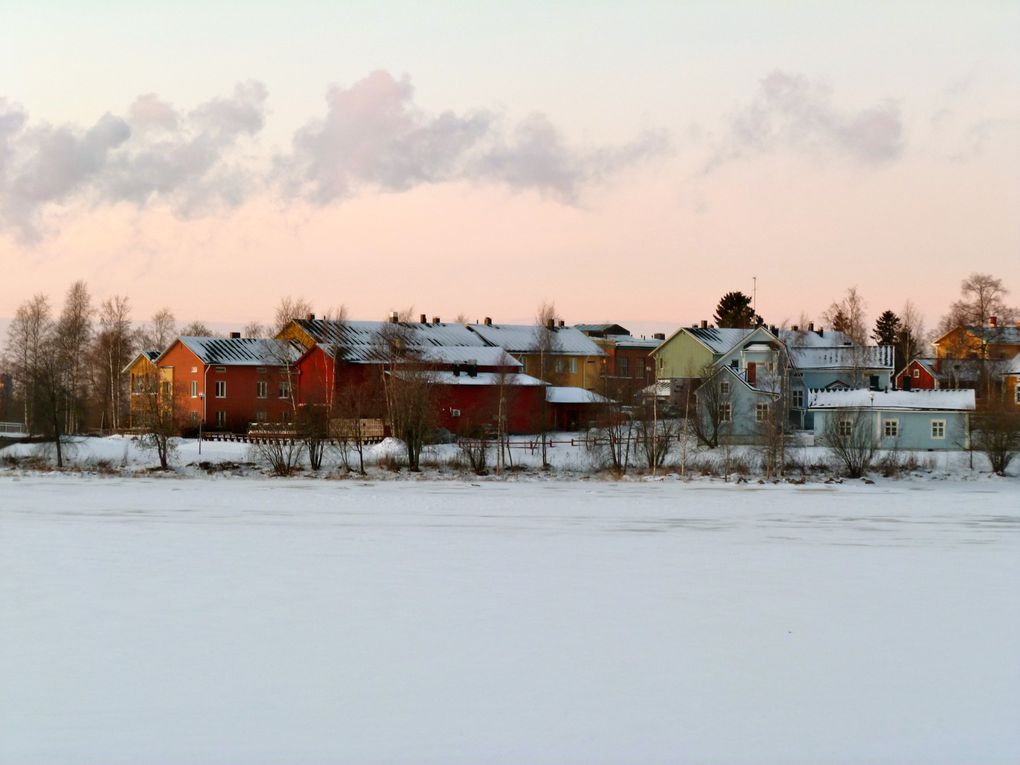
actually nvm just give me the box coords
[2,475,1018,764]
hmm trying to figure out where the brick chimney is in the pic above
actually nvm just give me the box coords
[546,318,554,329]
[389,311,398,323]
[484,317,492,326]
[989,316,997,327]
[305,313,315,321]
[229,331,241,339]
[558,320,565,328]
[700,320,708,329]
[432,316,440,325]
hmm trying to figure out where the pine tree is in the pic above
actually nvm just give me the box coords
[872,310,901,346]
[713,291,760,328]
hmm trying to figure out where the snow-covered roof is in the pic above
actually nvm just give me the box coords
[685,327,755,354]
[174,337,301,366]
[606,334,660,349]
[575,323,630,336]
[808,388,975,411]
[420,346,522,367]
[789,345,894,370]
[777,329,853,348]
[425,371,545,387]
[296,319,489,350]
[1005,353,1020,375]
[467,323,605,356]
[545,386,611,404]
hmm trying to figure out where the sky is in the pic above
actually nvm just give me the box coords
[1,1,1018,336]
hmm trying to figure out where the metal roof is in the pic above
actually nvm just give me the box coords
[686,327,756,354]
[467,323,605,356]
[176,337,301,366]
[789,345,894,370]
[296,319,488,349]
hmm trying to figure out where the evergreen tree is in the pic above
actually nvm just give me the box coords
[872,310,901,346]
[713,291,760,328]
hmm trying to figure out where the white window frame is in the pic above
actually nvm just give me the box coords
[792,389,804,409]
[838,418,854,437]
[256,380,268,399]
[719,402,732,423]
[215,410,227,428]
[931,419,946,440]
[719,380,731,395]
[755,402,769,422]
[215,380,226,399]
[570,358,578,374]
[278,380,291,399]
[190,381,198,398]
[912,368,920,378]
[1014,382,1020,404]
[883,419,899,438]
[215,366,226,373]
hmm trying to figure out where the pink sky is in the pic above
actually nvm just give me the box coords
[1,4,1018,336]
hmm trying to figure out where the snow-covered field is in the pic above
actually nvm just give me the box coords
[2,472,1018,764]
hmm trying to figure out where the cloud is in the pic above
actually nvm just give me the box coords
[0,82,268,241]
[1,72,665,242]
[708,70,903,171]
[279,70,667,204]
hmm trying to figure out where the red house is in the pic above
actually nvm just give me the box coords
[156,335,301,433]
[895,358,939,391]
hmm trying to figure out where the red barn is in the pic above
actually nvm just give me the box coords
[156,335,301,433]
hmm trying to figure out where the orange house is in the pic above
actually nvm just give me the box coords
[155,335,301,433]
[933,320,1020,361]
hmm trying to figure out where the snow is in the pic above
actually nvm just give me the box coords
[810,388,976,411]
[2,472,1019,764]
[425,370,544,386]
[467,322,605,356]
[546,386,611,404]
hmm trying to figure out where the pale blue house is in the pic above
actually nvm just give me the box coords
[809,389,976,450]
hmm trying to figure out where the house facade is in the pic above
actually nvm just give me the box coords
[809,389,975,450]
[155,335,300,433]
[122,350,160,428]
[933,321,1020,361]
[895,358,939,391]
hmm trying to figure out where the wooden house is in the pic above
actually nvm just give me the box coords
[933,320,1020,361]
[155,334,301,433]
[122,350,161,428]
[895,358,939,391]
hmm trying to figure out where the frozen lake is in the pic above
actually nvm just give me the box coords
[2,476,1019,764]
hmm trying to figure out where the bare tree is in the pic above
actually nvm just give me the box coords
[378,321,436,471]
[691,365,731,449]
[821,408,877,478]
[897,300,926,366]
[534,301,560,468]
[970,396,1020,475]
[180,320,214,336]
[824,286,868,345]
[948,273,1015,328]
[274,296,314,334]
[137,378,183,470]
[55,280,94,434]
[143,308,177,350]
[243,320,265,338]
[5,295,51,433]
[248,424,307,476]
[94,297,134,431]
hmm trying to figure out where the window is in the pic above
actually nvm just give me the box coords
[161,380,172,399]
[191,366,198,374]
[255,410,267,422]
[215,410,227,428]
[912,368,920,378]
[931,420,946,439]
[256,367,266,374]
[838,418,854,437]
[1015,384,1020,404]
[451,408,461,417]
[278,380,291,399]
[618,356,629,377]
[883,419,899,438]
[190,411,198,424]
[570,358,577,374]
[719,402,732,423]
[190,381,198,398]
[256,380,268,399]
[755,402,769,422]
[215,380,226,398]
[720,381,730,395]
[792,390,804,409]
[555,359,564,373]
[730,359,738,368]
[215,366,226,373]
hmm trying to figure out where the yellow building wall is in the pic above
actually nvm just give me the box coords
[652,332,714,379]
[519,353,603,390]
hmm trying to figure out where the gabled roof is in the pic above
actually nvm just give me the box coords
[808,388,975,411]
[575,323,630,337]
[896,357,938,378]
[777,329,853,348]
[294,319,490,350]
[467,323,605,356]
[933,325,1020,347]
[686,327,756,354]
[166,337,301,366]
[120,350,160,375]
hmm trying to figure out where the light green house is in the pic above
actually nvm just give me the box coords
[652,326,759,380]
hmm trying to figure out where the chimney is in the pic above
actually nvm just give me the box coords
[229,331,241,339]
[700,320,708,329]
[558,319,565,328]
[389,311,398,323]
[792,325,799,332]
[769,325,777,335]
[989,316,997,328]
[420,313,427,324]
[653,332,665,340]
[546,318,554,329]
[808,322,814,332]
[818,328,824,337]
[484,316,492,326]
[432,316,440,325]
[467,363,478,378]
[306,313,315,321]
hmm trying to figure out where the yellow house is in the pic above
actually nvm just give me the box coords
[466,320,606,391]
[651,325,758,380]
[933,322,1020,361]
[122,350,160,428]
